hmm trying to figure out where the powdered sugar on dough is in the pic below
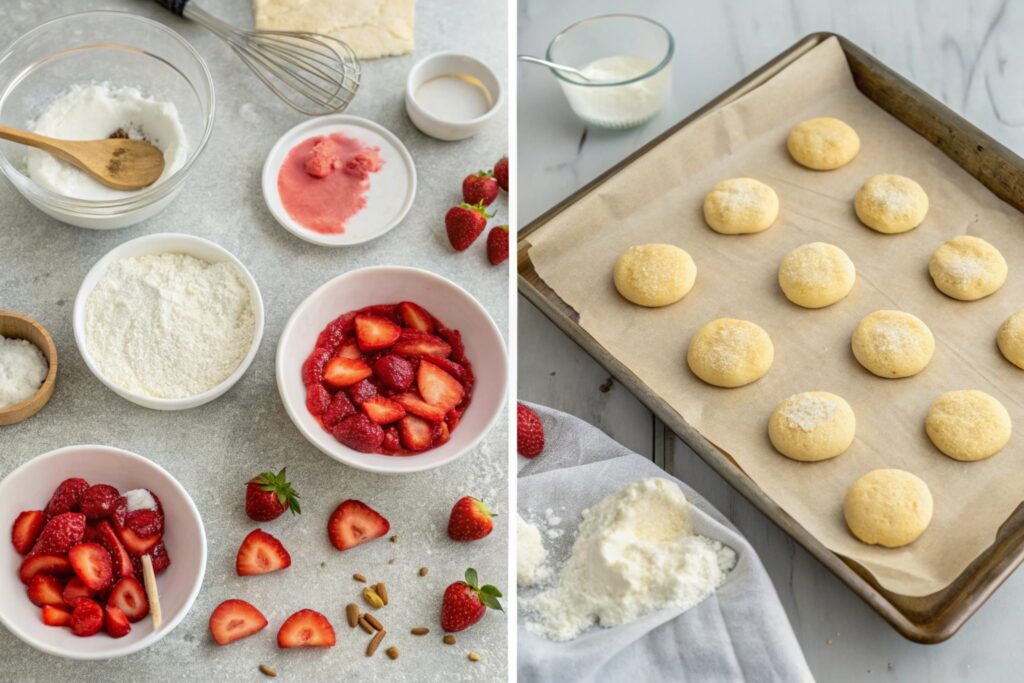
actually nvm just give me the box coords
[781,393,838,431]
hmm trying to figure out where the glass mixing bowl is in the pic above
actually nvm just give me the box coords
[547,14,674,129]
[0,11,215,229]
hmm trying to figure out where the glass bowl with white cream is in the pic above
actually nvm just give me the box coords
[547,14,674,129]
[0,11,215,229]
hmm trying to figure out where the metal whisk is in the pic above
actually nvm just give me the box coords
[154,0,360,116]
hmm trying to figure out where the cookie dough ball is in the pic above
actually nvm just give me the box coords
[926,390,1011,462]
[843,469,933,548]
[787,117,860,170]
[997,310,1024,369]
[851,310,935,378]
[687,318,774,388]
[703,178,779,235]
[769,391,856,462]
[928,235,1007,301]
[854,174,929,234]
[613,244,697,307]
[778,242,856,308]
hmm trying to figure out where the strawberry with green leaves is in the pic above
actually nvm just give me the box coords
[447,497,495,541]
[445,202,493,251]
[245,468,301,522]
[462,170,499,206]
[440,568,503,632]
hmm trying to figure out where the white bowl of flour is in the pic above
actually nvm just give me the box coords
[73,233,264,410]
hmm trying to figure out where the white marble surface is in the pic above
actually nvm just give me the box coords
[518,1,1024,681]
[0,1,508,681]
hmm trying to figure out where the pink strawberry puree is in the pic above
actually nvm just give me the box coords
[277,133,383,234]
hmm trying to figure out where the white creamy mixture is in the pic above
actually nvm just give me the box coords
[517,513,549,586]
[562,55,669,128]
[522,477,736,641]
[0,336,47,409]
[84,253,255,399]
[27,83,188,200]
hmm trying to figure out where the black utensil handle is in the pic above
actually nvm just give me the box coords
[153,0,190,16]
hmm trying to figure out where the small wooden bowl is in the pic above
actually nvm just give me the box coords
[0,311,57,426]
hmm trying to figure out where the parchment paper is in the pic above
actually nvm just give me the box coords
[526,37,1024,597]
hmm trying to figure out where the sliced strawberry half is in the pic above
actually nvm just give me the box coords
[210,599,269,645]
[354,315,401,351]
[394,392,447,423]
[338,339,362,359]
[27,573,65,607]
[323,356,372,389]
[277,609,336,648]
[30,512,86,556]
[426,356,467,381]
[11,510,45,555]
[125,509,163,537]
[95,521,135,579]
[45,478,89,518]
[41,605,72,627]
[327,499,390,551]
[80,484,122,521]
[19,553,72,584]
[236,529,292,576]
[62,576,95,607]
[418,361,465,412]
[105,605,132,638]
[332,413,385,453]
[69,542,113,592]
[392,330,452,358]
[70,598,104,637]
[116,524,161,556]
[108,576,149,622]
[373,354,415,391]
[362,395,406,424]
[400,414,438,451]
[398,301,435,333]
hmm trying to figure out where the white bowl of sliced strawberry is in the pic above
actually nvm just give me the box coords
[0,445,205,659]
[276,266,508,473]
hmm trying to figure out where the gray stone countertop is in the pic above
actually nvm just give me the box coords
[0,1,509,681]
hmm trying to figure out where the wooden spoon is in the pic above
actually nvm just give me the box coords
[0,124,165,190]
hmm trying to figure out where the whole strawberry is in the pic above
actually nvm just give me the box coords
[245,468,301,522]
[493,156,508,192]
[445,202,492,252]
[440,568,503,632]
[486,225,508,265]
[447,497,495,541]
[517,403,545,458]
[462,171,499,206]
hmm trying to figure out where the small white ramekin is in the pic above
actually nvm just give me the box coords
[73,233,264,411]
[405,52,503,141]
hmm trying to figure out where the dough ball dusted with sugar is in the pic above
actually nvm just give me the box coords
[787,117,860,170]
[613,244,697,307]
[997,310,1024,370]
[926,390,1011,462]
[854,174,929,234]
[687,318,774,388]
[851,310,934,378]
[769,391,856,462]
[778,242,856,308]
[703,178,779,235]
[928,235,1007,301]
[844,469,933,548]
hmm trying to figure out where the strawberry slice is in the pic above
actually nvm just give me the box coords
[62,577,95,607]
[347,378,378,405]
[45,478,89,518]
[116,524,161,556]
[30,512,86,556]
[277,609,336,648]
[332,413,385,453]
[327,500,390,551]
[417,361,465,412]
[125,509,163,537]
[373,354,415,391]
[338,339,362,359]
[27,573,65,607]
[323,356,372,389]
[11,510,45,555]
[306,383,332,416]
[394,392,447,423]
[362,395,406,424]
[426,356,467,381]
[95,521,135,579]
[436,421,451,446]
[19,553,72,584]
[354,315,401,351]
[108,576,149,622]
[210,599,269,645]
[41,605,72,627]
[398,301,435,333]
[68,542,113,592]
[392,330,452,358]
[148,541,172,574]
[80,484,122,521]
[70,598,104,637]
[105,605,132,638]
[236,529,292,576]
[399,414,438,451]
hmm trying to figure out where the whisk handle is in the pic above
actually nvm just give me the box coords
[153,0,190,16]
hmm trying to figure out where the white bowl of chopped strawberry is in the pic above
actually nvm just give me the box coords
[276,266,508,473]
[0,445,205,659]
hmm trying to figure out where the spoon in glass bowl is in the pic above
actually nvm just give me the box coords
[0,124,165,190]
[517,55,594,82]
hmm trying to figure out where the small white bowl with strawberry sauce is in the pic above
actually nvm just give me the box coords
[276,266,507,473]
[0,445,205,659]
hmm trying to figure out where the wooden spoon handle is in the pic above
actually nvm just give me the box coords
[0,124,82,167]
